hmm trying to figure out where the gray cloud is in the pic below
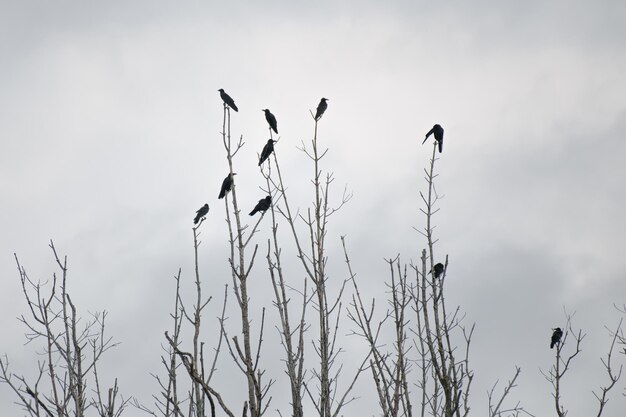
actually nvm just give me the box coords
[2,1,625,416]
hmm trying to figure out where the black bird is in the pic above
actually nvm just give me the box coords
[433,263,445,278]
[258,139,276,166]
[550,327,563,349]
[218,173,236,199]
[315,98,328,120]
[249,195,272,216]
[263,109,278,134]
[194,203,209,224]
[422,124,444,153]
[218,89,238,112]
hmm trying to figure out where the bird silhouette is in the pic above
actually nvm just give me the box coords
[218,89,238,112]
[433,263,445,278]
[315,98,328,120]
[218,173,236,199]
[194,203,209,224]
[263,109,278,134]
[422,124,444,153]
[259,139,276,166]
[249,196,272,216]
[550,327,563,349]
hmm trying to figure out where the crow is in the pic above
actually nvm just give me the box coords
[433,263,445,278]
[422,124,444,153]
[218,173,236,199]
[194,203,209,224]
[263,109,278,134]
[550,327,563,349]
[249,195,272,216]
[218,89,238,112]
[259,139,276,166]
[315,98,328,120]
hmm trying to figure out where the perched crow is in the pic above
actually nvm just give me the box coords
[422,124,444,153]
[218,173,236,199]
[550,327,563,349]
[218,89,238,112]
[315,98,328,120]
[263,109,278,134]
[194,203,209,224]
[249,195,272,216]
[433,263,445,278]
[258,139,276,166]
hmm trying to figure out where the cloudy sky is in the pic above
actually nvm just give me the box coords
[2,1,626,416]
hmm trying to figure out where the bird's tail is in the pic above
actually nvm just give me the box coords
[438,139,443,153]
[194,215,200,224]
[249,209,257,216]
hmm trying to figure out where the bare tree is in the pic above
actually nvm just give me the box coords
[158,103,272,417]
[218,103,274,417]
[346,250,413,417]
[141,177,265,417]
[260,156,309,417]
[541,311,622,417]
[346,142,526,417]
[260,105,366,417]
[135,217,229,417]
[0,241,129,417]
[145,97,363,417]
[409,143,468,417]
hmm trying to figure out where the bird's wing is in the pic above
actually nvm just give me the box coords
[219,178,228,198]
[315,101,326,118]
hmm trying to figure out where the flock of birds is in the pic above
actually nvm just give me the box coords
[193,91,331,226]
[193,89,563,350]
[193,89,444,225]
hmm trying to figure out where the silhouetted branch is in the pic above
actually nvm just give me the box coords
[1,243,123,417]
[487,367,526,417]
[592,319,623,417]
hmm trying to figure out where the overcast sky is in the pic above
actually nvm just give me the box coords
[2,1,626,416]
